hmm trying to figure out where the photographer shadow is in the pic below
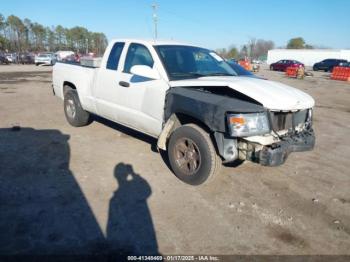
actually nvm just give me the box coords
[0,127,159,256]
[106,163,158,255]
[0,127,105,255]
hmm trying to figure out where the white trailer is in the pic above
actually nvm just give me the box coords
[267,49,350,66]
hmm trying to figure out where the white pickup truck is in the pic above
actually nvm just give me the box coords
[52,39,315,185]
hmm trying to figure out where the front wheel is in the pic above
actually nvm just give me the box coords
[167,124,221,185]
[64,89,90,127]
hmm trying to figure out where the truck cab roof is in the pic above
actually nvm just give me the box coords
[109,38,195,47]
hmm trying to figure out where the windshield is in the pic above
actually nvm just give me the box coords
[227,61,254,76]
[39,54,51,57]
[155,45,237,80]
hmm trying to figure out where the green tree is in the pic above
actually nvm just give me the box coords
[239,45,248,58]
[0,14,7,49]
[90,32,108,55]
[287,37,306,49]
[227,46,238,59]
[215,48,227,58]
[46,26,56,51]
[31,22,46,51]
[0,13,5,35]
[23,18,33,51]
[0,14,108,54]
[55,25,66,50]
[305,44,314,49]
[7,15,26,51]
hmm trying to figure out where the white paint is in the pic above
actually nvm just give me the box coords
[170,76,315,111]
[53,38,315,143]
[131,65,160,80]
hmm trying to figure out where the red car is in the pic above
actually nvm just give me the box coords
[270,60,304,71]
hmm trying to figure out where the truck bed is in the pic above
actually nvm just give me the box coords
[52,61,98,113]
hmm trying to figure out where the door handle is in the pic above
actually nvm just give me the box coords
[119,81,130,87]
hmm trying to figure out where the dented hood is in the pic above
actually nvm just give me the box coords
[169,76,315,111]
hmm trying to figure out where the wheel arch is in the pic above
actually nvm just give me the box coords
[63,81,77,97]
[157,112,215,151]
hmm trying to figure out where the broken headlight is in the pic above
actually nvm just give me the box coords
[228,112,270,137]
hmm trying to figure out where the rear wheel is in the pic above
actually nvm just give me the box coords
[64,89,90,127]
[168,124,221,185]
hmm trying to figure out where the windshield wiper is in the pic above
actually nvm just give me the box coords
[171,72,235,79]
[171,72,205,78]
[203,72,235,76]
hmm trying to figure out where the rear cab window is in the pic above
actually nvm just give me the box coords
[106,42,125,70]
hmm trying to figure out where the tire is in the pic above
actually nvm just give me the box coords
[313,66,317,71]
[167,124,221,185]
[270,65,274,71]
[64,89,90,127]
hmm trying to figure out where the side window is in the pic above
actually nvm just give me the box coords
[123,43,154,73]
[106,42,125,70]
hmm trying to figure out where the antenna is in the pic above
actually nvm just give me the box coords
[152,2,158,40]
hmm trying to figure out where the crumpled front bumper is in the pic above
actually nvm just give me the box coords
[258,129,315,166]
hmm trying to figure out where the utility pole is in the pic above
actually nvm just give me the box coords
[152,2,158,40]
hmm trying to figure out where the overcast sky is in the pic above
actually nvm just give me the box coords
[1,0,349,49]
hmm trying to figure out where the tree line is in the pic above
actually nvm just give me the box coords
[216,37,315,60]
[0,14,108,55]
[216,38,275,60]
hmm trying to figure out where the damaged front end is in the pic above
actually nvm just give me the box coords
[236,109,315,166]
[238,128,315,166]
[162,85,315,167]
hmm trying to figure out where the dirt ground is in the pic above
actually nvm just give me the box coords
[0,64,349,256]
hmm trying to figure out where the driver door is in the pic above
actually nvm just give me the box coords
[94,42,167,137]
[116,43,168,136]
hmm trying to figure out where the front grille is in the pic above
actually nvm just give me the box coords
[269,110,308,132]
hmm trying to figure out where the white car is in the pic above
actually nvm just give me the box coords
[52,39,315,185]
[5,53,17,63]
[35,53,56,66]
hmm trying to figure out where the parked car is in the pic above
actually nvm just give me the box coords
[5,53,17,63]
[18,53,35,64]
[53,39,315,185]
[35,53,57,66]
[0,53,10,64]
[313,59,348,72]
[340,61,350,67]
[270,60,304,71]
[227,60,263,79]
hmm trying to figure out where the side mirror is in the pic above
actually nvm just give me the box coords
[130,65,160,80]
